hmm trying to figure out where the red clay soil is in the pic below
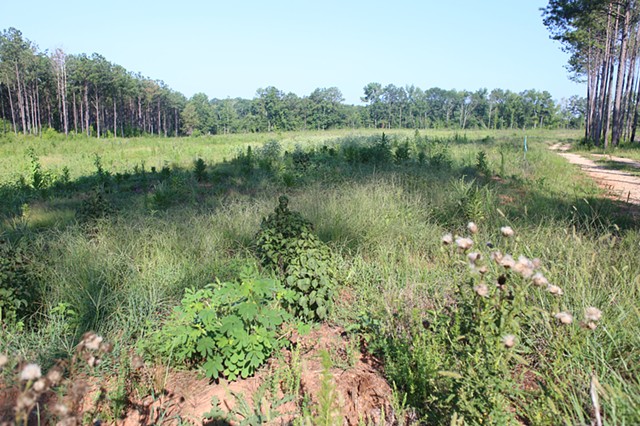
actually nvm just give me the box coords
[1,325,397,425]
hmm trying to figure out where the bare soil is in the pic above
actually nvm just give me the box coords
[549,143,640,205]
[1,325,398,425]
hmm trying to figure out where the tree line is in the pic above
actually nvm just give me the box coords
[544,0,640,147]
[1,27,584,138]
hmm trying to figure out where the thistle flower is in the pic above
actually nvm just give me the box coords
[585,307,602,322]
[586,322,598,330]
[547,285,564,296]
[474,283,489,297]
[499,254,516,269]
[455,237,474,251]
[20,363,42,381]
[532,258,542,269]
[531,272,548,287]
[467,252,481,264]
[490,251,503,263]
[33,378,47,392]
[441,233,453,245]
[513,255,534,278]
[554,312,573,324]
[46,368,63,385]
[502,334,517,348]
[0,354,7,368]
[81,332,103,351]
[500,226,515,237]
[467,222,478,234]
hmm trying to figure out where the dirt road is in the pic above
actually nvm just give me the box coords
[549,143,640,205]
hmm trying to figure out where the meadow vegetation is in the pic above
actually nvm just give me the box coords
[0,128,639,424]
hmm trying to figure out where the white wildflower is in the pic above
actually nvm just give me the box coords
[585,307,602,322]
[441,233,453,245]
[502,334,517,348]
[513,255,534,278]
[500,226,515,237]
[20,363,42,381]
[554,312,573,325]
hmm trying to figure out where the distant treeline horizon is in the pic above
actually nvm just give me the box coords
[1,27,585,138]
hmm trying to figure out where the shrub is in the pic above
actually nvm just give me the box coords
[193,157,207,182]
[77,187,114,222]
[256,196,336,321]
[0,240,35,325]
[145,266,291,380]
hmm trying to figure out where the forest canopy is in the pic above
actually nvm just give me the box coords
[0,27,584,137]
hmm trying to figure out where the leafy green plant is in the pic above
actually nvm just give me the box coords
[256,196,337,321]
[475,150,490,176]
[0,240,34,325]
[193,157,207,182]
[204,377,295,424]
[77,187,114,222]
[146,266,292,380]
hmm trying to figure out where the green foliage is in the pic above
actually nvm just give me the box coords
[77,187,114,222]
[27,148,56,191]
[193,157,207,182]
[151,175,194,210]
[204,376,295,424]
[0,239,34,325]
[475,150,490,176]
[146,266,292,380]
[256,196,336,321]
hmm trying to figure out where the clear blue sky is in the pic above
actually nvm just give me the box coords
[1,0,584,105]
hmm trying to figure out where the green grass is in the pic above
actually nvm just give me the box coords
[2,128,639,424]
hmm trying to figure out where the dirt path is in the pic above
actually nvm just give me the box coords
[549,143,640,205]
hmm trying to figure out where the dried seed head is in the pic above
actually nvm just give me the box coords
[532,258,542,269]
[554,312,573,324]
[131,355,145,370]
[490,251,503,263]
[586,321,598,330]
[20,363,42,381]
[53,403,70,417]
[547,285,564,296]
[33,378,47,393]
[477,265,488,275]
[474,283,489,298]
[16,391,37,411]
[467,222,478,234]
[513,256,534,278]
[499,254,516,269]
[455,237,474,251]
[46,368,63,385]
[500,226,515,237]
[0,354,7,368]
[531,273,548,287]
[82,333,103,351]
[585,307,602,322]
[502,334,517,348]
[441,233,453,245]
[467,252,481,264]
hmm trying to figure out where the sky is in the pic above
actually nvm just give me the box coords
[1,0,585,105]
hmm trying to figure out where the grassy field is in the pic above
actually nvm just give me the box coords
[1,128,639,424]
